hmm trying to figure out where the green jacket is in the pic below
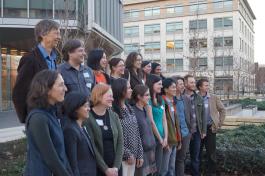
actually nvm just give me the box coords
[83,109,124,173]
[193,93,207,135]
[163,97,182,146]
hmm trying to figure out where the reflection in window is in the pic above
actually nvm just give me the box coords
[29,0,53,18]
[3,0,27,18]
[214,17,233,29]
[189,19,207,30]
[124,44,139,54]
[144,24,160,35]
[144,42,160,53]
[124,26,139,37]
[54,0,76,20]
[166,58,183,72]
[166,22,183,33]
[189,39,207,48]
[166,40,183,50]
[144,7,160,17]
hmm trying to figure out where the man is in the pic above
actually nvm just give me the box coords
[172,76,192,176]
[183,74,206,176]
[12,19,61,123]
[57,39,95,97]
[197,78,226,176]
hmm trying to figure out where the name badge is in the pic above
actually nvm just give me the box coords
[86,83,92,89]
[96,119,104,126]
[170,106,175,112]
[161,105,164,110]
[204,103,209,108]
[83,72,90,78]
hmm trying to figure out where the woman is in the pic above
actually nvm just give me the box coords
[63,91,97,176]
[161,78,182,176]
[141,61,151,84]
[151,62,165,80]
[123,52,144,89]
[109,58,125,83]
[83,83,123,176]
[111,78,143,176]
[25,70,72,176]
[132,85,157,176]
[146,74,168,175]
[87,48,110,84]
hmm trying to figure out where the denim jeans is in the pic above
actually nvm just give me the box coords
[189,131,201,176]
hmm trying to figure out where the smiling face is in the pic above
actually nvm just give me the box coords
[100,89,114,108]
[69,46,86,65]
[42,28,61,49]
[100,53,108,69]
[113,60,125,76]
[153,80,163,94]
[165,82,177,97]
[134,55,142,69]
[143,63,152,74]
[47,74,67,105]
[76,101,90,120]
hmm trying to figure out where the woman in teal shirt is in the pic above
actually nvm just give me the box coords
[146,74,168,175]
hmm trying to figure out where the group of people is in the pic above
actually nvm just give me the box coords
[12,19,226,176]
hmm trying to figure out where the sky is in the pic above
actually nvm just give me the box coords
[248,0,265,64]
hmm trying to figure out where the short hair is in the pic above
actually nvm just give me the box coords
[125,51,140,70]
[35,19,60,43]
[196,78,209,90]
[184,74,194,82]
[109,58,124,72]
[162,78,175,95]
[63,91,88,120]
[90,83,111,107]
[132,85,149,103]
[87,48,105,70]
[171,76,184,85]
[62,39,83,61]
[27,70,60,111]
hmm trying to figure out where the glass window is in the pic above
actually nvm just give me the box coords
[124,26,139,37]
[167,7,175,14]
[144,8,152,16]
[175,6,183,14]
[198,20,207,29]
[215,57,223,66]
[224,37,233,47]
[198,57,207,67]
[166,22,183,33]
[189,20,197,30]
[166,41,175,49]
[199,39,207,48]
[54,0,76,20]
[29,0,53,18]
[175,40,183,49]
[3,0,28,18]
[124,44,138,54]
[144,24,160,35]
[145,42,160,52]
[190,4,198,12]
[166,58,183,71]
[224,17,233,27]
[131,10,139,18]
[224,0,232,10]
[213,0,223,9]
[153,7,160,16]
[214,18,223,28]
[224,56,233,65]
[214,37,223,47]
[198,3,207,11]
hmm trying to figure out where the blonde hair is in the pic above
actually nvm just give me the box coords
[91,83,111,106]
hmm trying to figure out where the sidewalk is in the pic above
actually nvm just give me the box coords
[0,111,25,143]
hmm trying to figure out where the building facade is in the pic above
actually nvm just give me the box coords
[123,0,256,97]
[0,0,123,111]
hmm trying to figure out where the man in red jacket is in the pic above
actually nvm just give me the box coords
[12,19,61,123]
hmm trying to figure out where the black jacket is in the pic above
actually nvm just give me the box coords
[63,120,97,176]
[12,47,51,123]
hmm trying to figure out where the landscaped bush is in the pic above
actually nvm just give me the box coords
[238,98,265,110]
[215,124,265,175]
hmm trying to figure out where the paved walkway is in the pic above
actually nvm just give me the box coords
[0,111,25,143]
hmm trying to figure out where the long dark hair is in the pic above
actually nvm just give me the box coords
[125,52,142,75]
[63,91,88,120]
[132,85,149,103]
[146,74,162,106]
[111,78,132,118]
[151,62,165,79]
[87,48,105,71]
[27,70,60,111]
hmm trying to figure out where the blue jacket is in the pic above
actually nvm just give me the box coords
[24,108,72,176]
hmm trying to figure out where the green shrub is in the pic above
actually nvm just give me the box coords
[215,124,265,174]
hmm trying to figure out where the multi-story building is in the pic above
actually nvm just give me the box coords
[0,0,123,111]
[123,0,256,97]
[255,63,265,94]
